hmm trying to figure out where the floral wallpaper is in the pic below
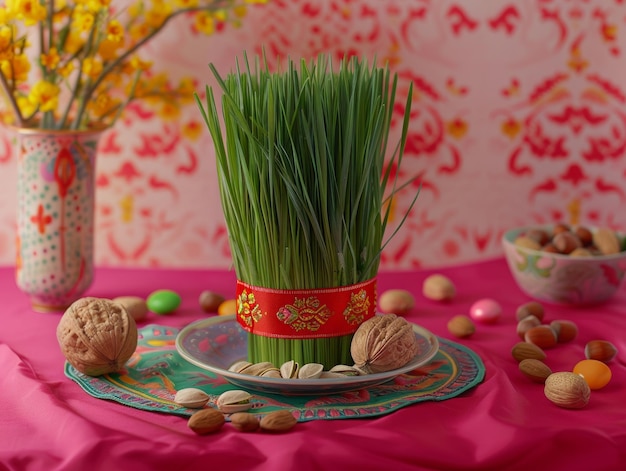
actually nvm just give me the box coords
[1,0,626,270]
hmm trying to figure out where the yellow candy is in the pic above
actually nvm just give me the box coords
[573,359,612,390]
[217,299,237,316]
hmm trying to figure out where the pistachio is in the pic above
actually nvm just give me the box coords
[280,360,299,379]
[260,368,282,378]
[239,362,275,376]
[228,360,252,373]
[187,408,225,434]
[297,363,324,379]
[174,387,210,408]
[328,364,361,376]
[216,390,253,414]
[319,371,346,379]
[259,410,297,433]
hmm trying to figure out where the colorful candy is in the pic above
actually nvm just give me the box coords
[146,289,181,315]
[573,359,612,390]
[469,298,502,324]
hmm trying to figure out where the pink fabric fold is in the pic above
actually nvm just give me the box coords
[2,262,626,471]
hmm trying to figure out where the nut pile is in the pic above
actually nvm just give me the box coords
[513,223,624,256]
[511,301,618,409]
[173,388,297,435]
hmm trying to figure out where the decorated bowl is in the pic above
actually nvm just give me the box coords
[502,225,626,305]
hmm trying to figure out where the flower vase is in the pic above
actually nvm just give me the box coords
[14,127,104,313]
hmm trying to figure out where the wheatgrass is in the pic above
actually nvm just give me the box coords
[196,54,417,369]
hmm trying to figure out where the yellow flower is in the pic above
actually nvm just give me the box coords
[1,53,30,82]
[29,80,60,112]
[175,0,199,7]
[176,77,197,103]
[64,31,84,54]
[158,101,180,120]
[129,56,153,72]
[98,38,121,61]
[194,11,215,35]
[213,9,227,22]
[0,7,11,25]
[127,1,143,18]
[17,95,36,117]
[57,62,75,78]
[0,26,13,54]
[10,0,47,26]
[106,19,124,42]
[85,0,111,13]
[72,10,95,33]
[233,6,247,17]
[145,0,172,29]
[40,48,61,71]
[87,92,119,118]
[129,22,151,42]
[82,57,103,78]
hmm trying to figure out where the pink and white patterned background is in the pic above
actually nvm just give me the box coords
[1,0,626,270]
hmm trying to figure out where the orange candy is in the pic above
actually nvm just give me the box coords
[573,359,612,390]
[217,299,237,316]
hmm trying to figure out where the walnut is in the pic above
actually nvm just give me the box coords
[350,314,419,373]
[56,297,138,376]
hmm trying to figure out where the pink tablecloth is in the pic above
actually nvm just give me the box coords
[1,259,625,471]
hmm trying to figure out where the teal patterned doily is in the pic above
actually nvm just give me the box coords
[65,324,485,422]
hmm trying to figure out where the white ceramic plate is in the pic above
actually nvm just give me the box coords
[175,315,439,395]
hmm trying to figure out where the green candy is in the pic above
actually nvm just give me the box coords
[146,289,181,315]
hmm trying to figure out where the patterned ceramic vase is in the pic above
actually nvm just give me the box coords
[14,127,104,312]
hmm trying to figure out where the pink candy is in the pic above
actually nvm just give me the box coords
[469,298,502,324]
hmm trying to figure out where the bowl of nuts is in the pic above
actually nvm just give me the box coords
[502,224,626,305]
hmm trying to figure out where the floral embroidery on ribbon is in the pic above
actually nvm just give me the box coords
[237,290,264,328]
[235,278,377,339]
[343,289,371,326]
[276,296,332,332]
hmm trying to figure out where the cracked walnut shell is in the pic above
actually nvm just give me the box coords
[56,297,138,376]
[350,314,419,373]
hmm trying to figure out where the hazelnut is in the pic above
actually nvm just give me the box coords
[574,226,593,246]
[552,231,582,254]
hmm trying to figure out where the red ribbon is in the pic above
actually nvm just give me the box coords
[235,278,377,339]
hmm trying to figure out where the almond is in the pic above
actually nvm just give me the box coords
[519,358,552,383]
[259,410,297,433]
[592,227,621,255]
[230,412,260,432]
[187,408,225,434]
[511,341,547,362]
[447,315,475,338]
[584,340,618,363]
[544,372,591,409]
[514,236,542,251]
[524,325,557,349]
